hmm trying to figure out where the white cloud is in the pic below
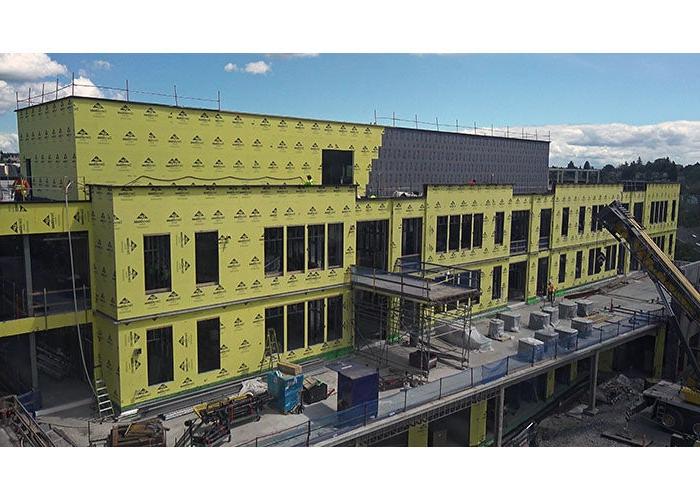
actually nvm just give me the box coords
[223,62,238,73]
[530,121,700,167]
[92,59,112,71]
[0,53,67,81]
[0,132,18,152]
[243,61,271,75]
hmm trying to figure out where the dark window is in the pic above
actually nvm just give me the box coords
[327,295,343,341]
[264,227,284,276]
[558,254,566,283]
[510,210,529,253]
[472,213,484,248]
[356,220,389,270]
[604,246,613,271]
[461,214,472,249]
[197,318,220,373]
[594,248,604,274]
[471,272,481,305]
[308,299,325,346]
[287,226,305,272]
[561,208,569,237]
[494,212,504,245]
[327,223,344,268]
[492,265,502,300]
[448,215,460,251]
[308,224,325,270]
[610,245,617,271]
[144,235,171,293]
[147,326,173,386]
[436,216,448,253]
[539,209,551,249]
[287,303,305,351]
[322,149,353,185]
[195,231,219,285]
[633,202,643,223]
[671,200,676,221]
[575,250,583,279]
[265,306,284,353]
[588,248,595,276]
[578,206,586,234]
[401,218,422,258]
[669,234,674,256]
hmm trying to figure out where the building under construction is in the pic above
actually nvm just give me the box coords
[0,88,692,447]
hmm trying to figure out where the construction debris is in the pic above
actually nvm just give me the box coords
[105,418,166,447]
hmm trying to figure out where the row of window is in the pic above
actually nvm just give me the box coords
[146,318,221,386]
[144,232,219,293]
[264,223,344,276]
[650,200,676,224]
[435,213,486,253]
[264,296,344,353]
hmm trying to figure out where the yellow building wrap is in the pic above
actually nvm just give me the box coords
[469,399,487,446]
[408,422,429,447]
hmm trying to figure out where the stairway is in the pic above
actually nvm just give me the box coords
[94,379,114,420]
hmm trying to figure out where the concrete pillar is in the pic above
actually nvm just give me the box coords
[545,369,555,399]
[653,326,666,379]
[570,361,578,383]
[408,421,428,447]
[584,351,600,416]
[22,235,33,315]
[495,387,505,447]
[469,399,487,446]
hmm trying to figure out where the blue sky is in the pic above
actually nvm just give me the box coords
[2,53,700,166]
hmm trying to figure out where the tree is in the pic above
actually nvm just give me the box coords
[583,161,592,170]
[566,161,576,169]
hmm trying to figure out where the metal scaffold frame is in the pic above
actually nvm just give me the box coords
[351,257,480,380]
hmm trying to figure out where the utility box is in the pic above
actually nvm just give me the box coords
[266,370,304,414]
[337,365,379,426]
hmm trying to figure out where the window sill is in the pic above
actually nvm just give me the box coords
[265,272,284,278]
[145,288,171,295]
[195,282,219,288]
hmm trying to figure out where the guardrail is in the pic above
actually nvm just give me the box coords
[238,307,665,446]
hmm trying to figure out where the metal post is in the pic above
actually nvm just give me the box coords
[15,91,19,110]
[125,80,129,101]
[71,72,75,96]
[495,386,505,447]
[217,90,221,111]
[55,78,59,100]
[306,420,311,446]
[456,118,459,132]
[435,117,439,131]
[363,402,368,426]
[392,111,395,126]
[41,84,45,103]
[28,87,31,106]
[415,114,418,129]
[404,387,408,411]
[22,236,33,316]
[28,333,39,393]
[174,85,178,106]
[373,109,377,125]
[439,377,443,398]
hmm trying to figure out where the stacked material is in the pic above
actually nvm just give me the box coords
[266,370,304,414]
[528,311,550,330]
[555,326,578,350]
[535,327,559,354]
[106,419,166,447]
[518,337,545,362]
[498,311,521,332]
[487,318,506,339]
[558,299,577,320]
[575,298,594,317]
[542,306,559,325]
[443,325,492,350]
[571,317,594,337]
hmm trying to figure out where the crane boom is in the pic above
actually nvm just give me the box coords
[597,200,700,382]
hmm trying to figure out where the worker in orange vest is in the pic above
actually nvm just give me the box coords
[547,280,556,305]
[13,177,30,202]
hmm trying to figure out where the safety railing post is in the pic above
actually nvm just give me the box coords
[471,367,474,386]
[617,320,620,336]
[439,377,443,398]
[404,388,408,411]
[306,421,311,446]
[43,288,47,318]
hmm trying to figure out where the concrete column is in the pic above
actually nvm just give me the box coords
[584,351,600,416]
[495,387,505,447]
[408,421,428,447]
[22,235,33,315]
[545,369,555,399]
[469,399,487,446]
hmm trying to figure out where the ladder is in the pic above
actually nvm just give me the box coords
[260,328,281,373]
[94,379,114,421]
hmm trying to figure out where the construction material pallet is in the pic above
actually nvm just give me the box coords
[106,418,167,447]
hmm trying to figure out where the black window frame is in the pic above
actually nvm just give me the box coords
[436,216,448,253]
[308,224,325,270]
[286,225,305,273]
[578,206,586,234]
[561,207,569,237]
[558,254,567,283]
[494,212,505,245]
[327,223,344,268]
[264,227,284,276]
[461,214,472,250]
[492,265,502,300]
[195,231,219,286]
[307,299,325,346]
[575,250,583,279]
[448,215,461,251]
[265,306,285,353]
[472,213,484,249]
[144,234,172,294]
[197,318,221,373]
[147,326,174,386]
[321,149,354,186]
[286,302,305,351]
[327,295,343,341]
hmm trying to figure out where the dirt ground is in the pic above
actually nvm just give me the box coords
[536,372,672,447]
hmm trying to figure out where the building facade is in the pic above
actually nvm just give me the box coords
[0,96,680,413]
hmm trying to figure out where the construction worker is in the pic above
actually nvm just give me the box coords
[547,279,556,305]
[303,175,314,186]
[469,178,477,186]
[13,176,30,202]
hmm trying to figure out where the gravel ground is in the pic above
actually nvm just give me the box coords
[536,374,672,447]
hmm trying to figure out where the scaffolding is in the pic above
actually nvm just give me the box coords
[351,257,480,380]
